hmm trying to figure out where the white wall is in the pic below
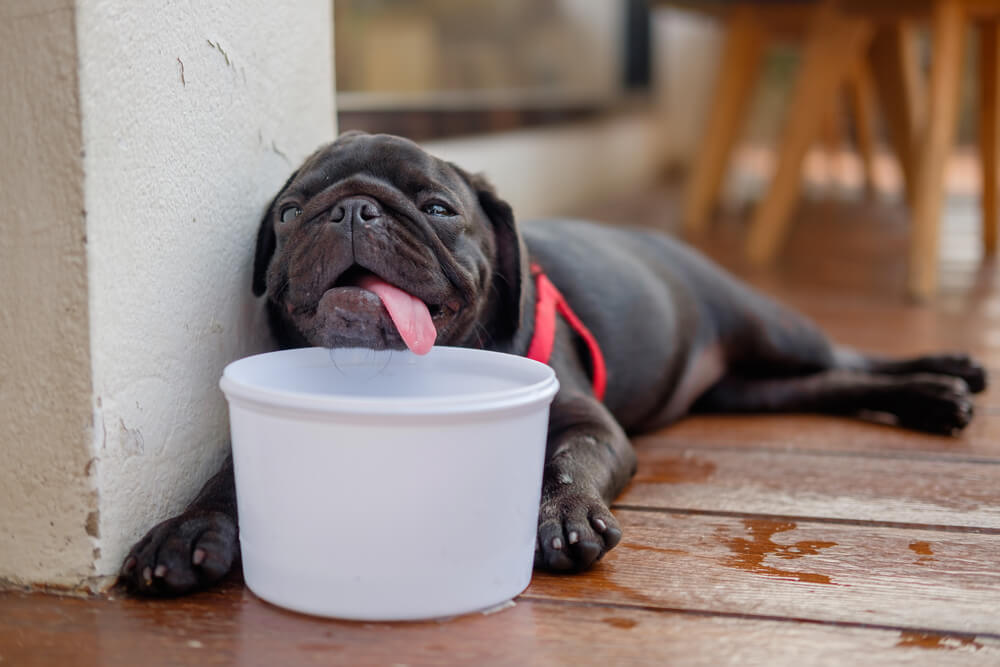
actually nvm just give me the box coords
[79,0,336,580]
[0,0,96,589]
[0,0,334,589]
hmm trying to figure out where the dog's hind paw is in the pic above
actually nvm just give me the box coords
[884,374,974,435]
[912,354,987,394]
[534,489,621,572]
[118,510,237,596]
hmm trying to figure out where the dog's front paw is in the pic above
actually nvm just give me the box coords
[119,510,237,596]
[534,488,621,572]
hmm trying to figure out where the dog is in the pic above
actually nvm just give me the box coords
[120,130,986,595]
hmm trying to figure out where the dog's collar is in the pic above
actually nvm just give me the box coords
[525,263,607,401]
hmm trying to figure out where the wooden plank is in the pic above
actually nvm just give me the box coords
[618,446,1000,527]
[639,412,1000,459]
[908,0,967,300]
[682,6,765,236]
[526,510,1000,636]
[980,19,1000,255]
[4,582,999,666]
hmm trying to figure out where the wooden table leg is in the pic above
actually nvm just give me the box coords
[745,2,873,266]
[868,23,925,207]
[980,18,1000,256]
[908,0,966,301]
[682,6,765,237]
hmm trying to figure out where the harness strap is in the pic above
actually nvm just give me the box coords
[525,263,607,401]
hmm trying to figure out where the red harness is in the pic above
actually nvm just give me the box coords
[525,263,607,401]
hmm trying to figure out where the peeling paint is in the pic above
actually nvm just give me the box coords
[85,512,99,537]
[271,140,290,164]
[118,419,145,456]
[205,38,231,66]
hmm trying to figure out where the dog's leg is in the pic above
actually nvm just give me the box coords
[709,291,985,434]
[838,349,987,393]
[535,392,637,572]
[119,455,238,596]
[718,288,983,392]
[695,370,974,434]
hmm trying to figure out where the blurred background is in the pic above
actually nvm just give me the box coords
[335,0,647,139]
[330,0,997,304]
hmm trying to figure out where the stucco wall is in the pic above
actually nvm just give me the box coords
[71,0,333,575]
[3,0,335,589]
[0,0,97,589]
[77,0,336,579]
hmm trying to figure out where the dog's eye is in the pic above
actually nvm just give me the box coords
[279,206,302,223]
[422,202,456,217]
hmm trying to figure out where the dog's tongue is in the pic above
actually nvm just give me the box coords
[358,274,436,355]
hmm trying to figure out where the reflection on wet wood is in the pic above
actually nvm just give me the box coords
[4,581,1000,667]
[620,446,1000,527]
[636,412,1000,458]
[526,510,1000,636]
[721,519,838,585]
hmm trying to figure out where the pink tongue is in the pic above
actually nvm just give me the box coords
[358,274,436,355]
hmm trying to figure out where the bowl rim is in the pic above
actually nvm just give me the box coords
[219,346,560,416]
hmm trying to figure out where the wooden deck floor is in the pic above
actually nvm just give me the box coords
[4,186,1000,665]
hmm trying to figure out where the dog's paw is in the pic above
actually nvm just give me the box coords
[906,354,987,394]
[534,488,621,572]
[886,375,974,435]
[119,510,237,596]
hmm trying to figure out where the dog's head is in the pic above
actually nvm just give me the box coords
[253,131,528,353]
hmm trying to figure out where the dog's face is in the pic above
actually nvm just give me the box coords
[253,131,527,352]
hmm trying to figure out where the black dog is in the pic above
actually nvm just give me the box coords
[121,131,986,595]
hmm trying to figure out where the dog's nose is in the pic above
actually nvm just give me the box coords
[331,197,382,224]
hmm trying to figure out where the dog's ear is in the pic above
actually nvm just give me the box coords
[454,166,529,341]
[252,168,300,297]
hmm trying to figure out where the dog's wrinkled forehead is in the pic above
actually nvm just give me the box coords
[289,133,469,201]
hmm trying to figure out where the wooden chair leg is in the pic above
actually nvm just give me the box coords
[908,0,966,301]
[845,62,878,196]
[745,2,873,265]
[821,97,844,158]
[980,19,1000,256]
[682,6,765,237]
[868,23,925,207]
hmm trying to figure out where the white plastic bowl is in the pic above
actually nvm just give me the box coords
[219,346,559,620]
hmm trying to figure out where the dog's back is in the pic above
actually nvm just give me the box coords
[521,218,807,430]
